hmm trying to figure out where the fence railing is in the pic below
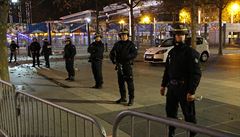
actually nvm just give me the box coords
[0,80,18,137]
[15,91,107,137]
[112,110,239,137]
[1,78,240,137]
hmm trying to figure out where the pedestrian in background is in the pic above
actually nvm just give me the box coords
[88,33,104,89]
[63,37,76,81]
[29,38,41,67]
[41,39,52,68]
[9,40,19,63]
[110,29,138,106]
[160,23,202,137]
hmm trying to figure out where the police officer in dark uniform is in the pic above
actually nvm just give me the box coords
[9,40,19,63]
[88,33,104,89]
[64,37,76,81]
[160,23,202,137]
[29,38,41,67]
[110,29,138,106]
[41,39,52,68]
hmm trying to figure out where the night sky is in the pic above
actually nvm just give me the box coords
[30,0,118,23]
[31,0,89,22]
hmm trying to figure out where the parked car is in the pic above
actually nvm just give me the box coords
[144,37,210,63]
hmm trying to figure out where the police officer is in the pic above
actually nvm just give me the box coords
[41,39,52,68]
[29,38,41,67]
[64,37,76,81]
[160,24,202,137]
[110,29,138,106]
[9,40,19,63]
[88,33,104,89]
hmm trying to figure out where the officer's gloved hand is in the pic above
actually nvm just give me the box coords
[187,93,195,102]
[160,87,166,96]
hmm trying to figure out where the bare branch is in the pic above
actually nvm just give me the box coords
[133,0,141,8]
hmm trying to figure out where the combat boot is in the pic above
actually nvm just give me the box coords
[128,98,134,106]
[116,98,127,104]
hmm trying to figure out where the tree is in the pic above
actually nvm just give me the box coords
[190,0,197,49]
[0,0,10,81]
[119,0,142,42]
[214,0,230,55]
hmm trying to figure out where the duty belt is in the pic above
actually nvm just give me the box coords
[170,80,185,85]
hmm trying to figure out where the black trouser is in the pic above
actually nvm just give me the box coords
[91,60,103,87]
[117,64,134,100]
[166,84,196,137]
[10,51,17,62]
[32,53,40,66]
[65,59,75,78]
[44,54,50,68]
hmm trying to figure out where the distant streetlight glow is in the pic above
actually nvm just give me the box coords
[85,17,91,23]
[229,2,240,23]
[140,16,151,24]
[11,0,18,3]
[179,8,191,24]
[231,3,240,14]
[118,20,125,24]
[119,19,126,29]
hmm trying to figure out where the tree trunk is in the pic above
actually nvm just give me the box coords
[191,0,197,49]
[218,5,223,55]
[0,0,10,81]
[130,1,135,42]
[95,0,99,33]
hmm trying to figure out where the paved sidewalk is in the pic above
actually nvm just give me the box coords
[8,46,240,136]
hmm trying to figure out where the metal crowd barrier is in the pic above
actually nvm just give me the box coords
[15,91,107,137]
[0,80,18,137]
[112,110,239,137]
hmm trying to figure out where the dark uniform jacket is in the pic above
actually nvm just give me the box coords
[110,40,138,65]
[64,44,76,59]
[41,42,52,56]
[29,42,41,55]
[161,42,202,94]
[88,41,104,61]
[10,43,19,52]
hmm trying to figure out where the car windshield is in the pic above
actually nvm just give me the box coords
[160,38,174,47]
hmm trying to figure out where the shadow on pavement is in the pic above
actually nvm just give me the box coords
[44,98,116,104]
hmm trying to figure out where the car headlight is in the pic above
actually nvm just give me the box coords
[156,50,167,54]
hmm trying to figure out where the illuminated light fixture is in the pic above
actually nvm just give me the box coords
[119,19,125,24]
[140,16,151,24]
[11,0,18,3]
[85,18,91,23]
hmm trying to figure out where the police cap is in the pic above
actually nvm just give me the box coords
[119,29,129,35]
[65,37,71,42]
[94,33,102,39]
[170,23,188,35]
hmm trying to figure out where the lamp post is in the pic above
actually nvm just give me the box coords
[85,18,91,46]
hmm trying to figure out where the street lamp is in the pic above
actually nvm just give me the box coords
[140,16,151,24]
[230,3,240,23]
[85,17,91,46]
[118,19,125,29]
[229,2,240,43]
